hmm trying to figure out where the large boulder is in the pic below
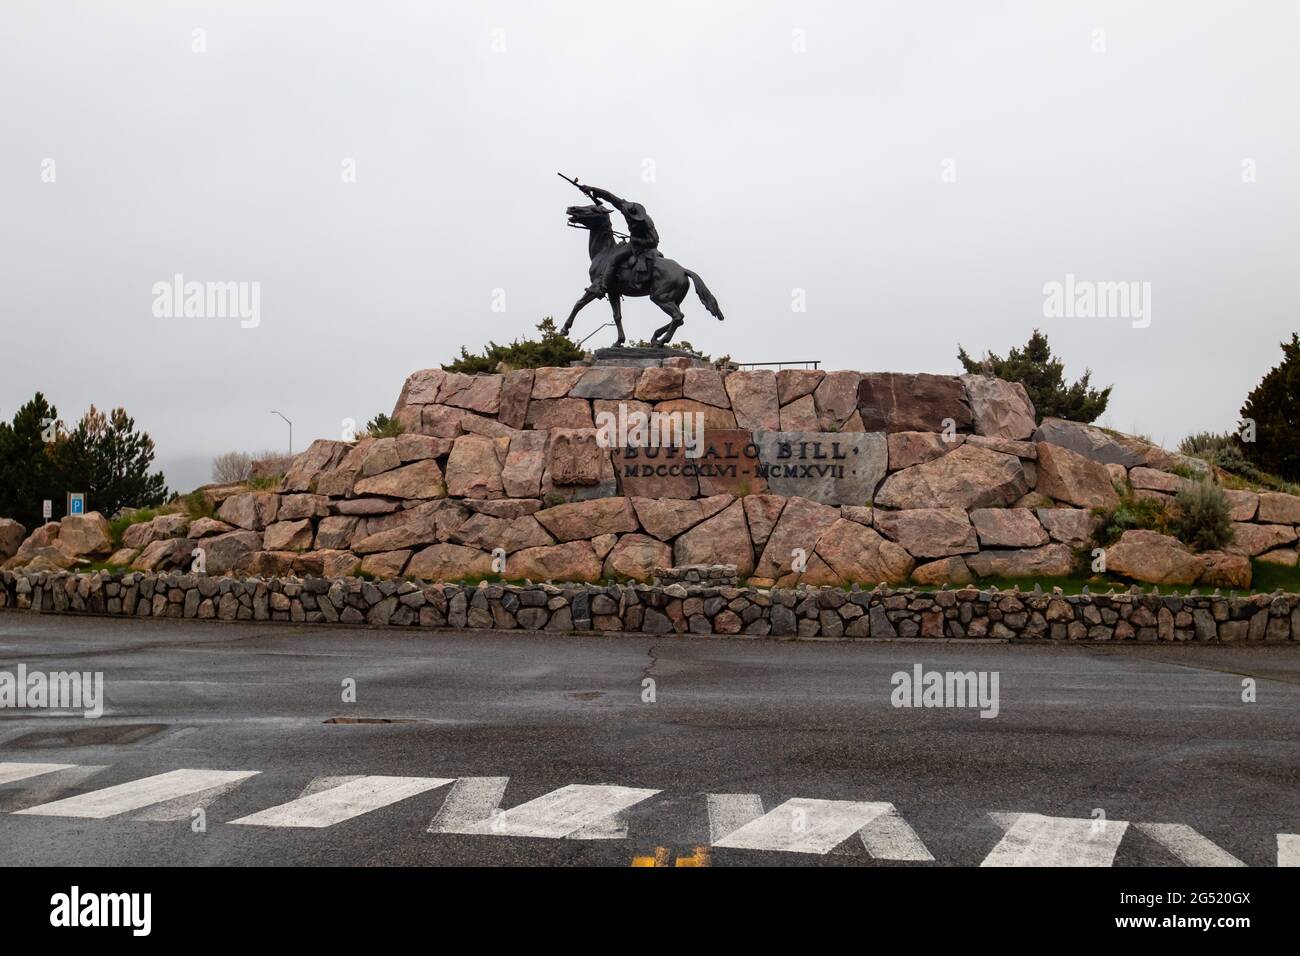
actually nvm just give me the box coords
[1035,442,1121,509]
[532,367,586,399]
[752,496,837,579]
[1223,490,1259,521]
[314,516,359,550]
[55,512,113,558]
[201,530,263,575]
[873,508,977,558]
[676,499,755,576]
[875,444,1029,509]
[501,431,548,499]
[535,497,638,542]
[449,513,554,553]
[570,366,639,400]
[1032,418,1147,468]
[724,370,780,430]
[604,534,672,582]
[911,556,973,586]
[1197,551,1251,589]
[776,369,824,405]
[1035,507,1101,548]
[217,492,280,531]
[355,459,448,499]
[857,373,972,433]
[887,431,963,471]
[1228,522,1297,556]
[282,440,351,492]
[1257,492,1300,524]
[1103,530,1204,585]
[121,513,191,550]
[960,375,1036,440]
[741,495,786,549]
[635,367,684,401]
[406,543,494,581]
[444,434,509,496]
[631,495,733,541]
[507,541,603,582]
[262,519,314,552]
[814,518,914,584]
[682,368,730,407]
[132,537,197,572]
[360,551,412,578]
[438,373,503,414]
[970,508,1049,548]
[964,544,1075,579]
[778,394,818,431]
[0,518,27,562]
[812,371,861,430]
[4,523,63,569]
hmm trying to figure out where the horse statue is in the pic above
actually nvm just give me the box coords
[558,180,724,347]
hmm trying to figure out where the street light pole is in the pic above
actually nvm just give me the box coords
[271,410,293,456]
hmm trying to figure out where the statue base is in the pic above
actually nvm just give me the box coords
[590,345,712,369]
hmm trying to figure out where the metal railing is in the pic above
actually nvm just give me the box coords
[737,360,821,370]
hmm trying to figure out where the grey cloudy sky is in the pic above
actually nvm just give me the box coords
[2,1,1297,493]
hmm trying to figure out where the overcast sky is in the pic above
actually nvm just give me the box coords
[3,1,1297,493]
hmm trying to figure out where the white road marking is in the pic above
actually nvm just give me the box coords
[135,776,254,822]
[1279,834,1300,867]
[0,763,77,786]
[981,812,1128,867]
[428,777,510,833]
[706,793,765,844]
[1134,822,1245,867]
[446,783,660,839]
[229,775,451,828]
[858,807,935,861]
[0,765,109,813]
[713,798,892,855]
[16,769,260,819]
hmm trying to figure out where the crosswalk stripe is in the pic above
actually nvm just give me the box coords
[858,807,935,861]
[982,813,1128,867]
[0,762,78,786]
[0,765,109,814]
[15,769,259,819]
[706,793,766,844]
[1134,822,1245,867]
[428,777,510,834]
[713,798,892,855]
[442,783,660,839]
[229,775,452,828]
[1279,835,1300,867]
[135,776,255,822]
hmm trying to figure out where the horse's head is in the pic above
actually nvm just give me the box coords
[566,203,612,231]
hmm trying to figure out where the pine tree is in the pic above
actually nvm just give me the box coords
[0,393,63,530]
[53,406,169,518]
[1238,333,1300,482]
[957,329,1111,423]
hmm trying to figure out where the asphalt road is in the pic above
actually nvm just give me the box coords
[1,613,1297,867]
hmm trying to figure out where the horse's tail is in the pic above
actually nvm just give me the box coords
[684,269,725,321]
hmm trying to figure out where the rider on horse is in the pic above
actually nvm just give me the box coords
[580,184,661,297]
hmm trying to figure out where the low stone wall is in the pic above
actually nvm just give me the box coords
[3,569,1297,642]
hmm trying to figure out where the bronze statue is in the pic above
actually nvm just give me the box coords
[558,175,724,347]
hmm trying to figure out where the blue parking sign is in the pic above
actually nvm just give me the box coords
[67,493,86,516]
